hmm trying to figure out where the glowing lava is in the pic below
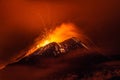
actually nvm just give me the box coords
[37,23,79,47]
[26,23,79,56]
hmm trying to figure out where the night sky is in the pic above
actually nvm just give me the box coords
[0,0,120,67]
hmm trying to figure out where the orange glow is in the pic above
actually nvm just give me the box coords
[26,23,79,56]
[38,23,79,47]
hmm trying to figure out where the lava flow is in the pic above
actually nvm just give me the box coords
[25,23,82,56]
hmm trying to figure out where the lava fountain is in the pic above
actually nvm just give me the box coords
[25,23,85,56]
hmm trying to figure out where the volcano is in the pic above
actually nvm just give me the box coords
[14,37,89,64]
[5,37,120,80]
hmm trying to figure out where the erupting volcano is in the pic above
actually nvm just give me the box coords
[11,23,92,65]
[25,23,85,56]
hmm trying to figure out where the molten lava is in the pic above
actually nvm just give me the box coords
[37,23,79,47]
[26,23,80,56]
